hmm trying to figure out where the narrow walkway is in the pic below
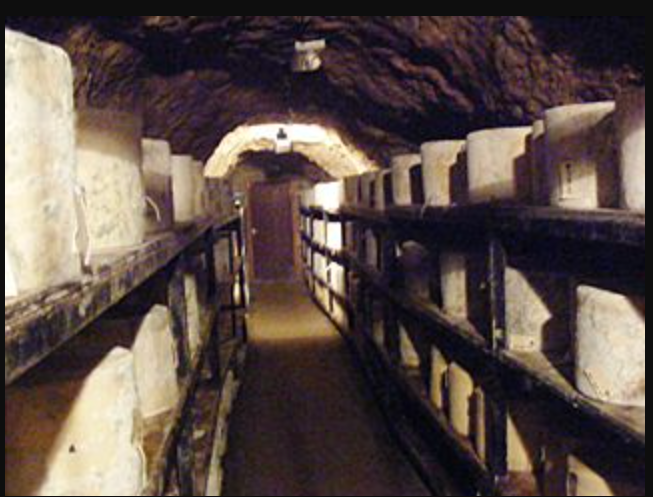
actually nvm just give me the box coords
[223,283,431,497]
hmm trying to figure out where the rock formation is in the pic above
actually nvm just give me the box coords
[6,16,644,164]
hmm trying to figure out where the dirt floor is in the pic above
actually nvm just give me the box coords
[222,282,431,497]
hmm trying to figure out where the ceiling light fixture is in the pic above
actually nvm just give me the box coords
[292,39,327,73]
[275,127,293,154]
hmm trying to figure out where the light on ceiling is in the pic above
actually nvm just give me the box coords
[275,127,293,154]
[292,39,327,73]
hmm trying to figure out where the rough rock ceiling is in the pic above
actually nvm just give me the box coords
[5,16,645,165]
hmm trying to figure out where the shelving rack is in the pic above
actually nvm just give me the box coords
[300,204,645,497]
[5,214,249,497]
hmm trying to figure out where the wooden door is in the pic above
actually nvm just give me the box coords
[249,181,296,282]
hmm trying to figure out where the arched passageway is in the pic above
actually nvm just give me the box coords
[4,17,645,497]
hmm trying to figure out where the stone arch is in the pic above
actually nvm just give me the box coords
[204,123,379,179]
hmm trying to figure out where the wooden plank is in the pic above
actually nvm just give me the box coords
[316,204,644,248]
[141,306,219,496]
[176,416,197,496]
[342,250,491,361]
[499,351,646,449]
[169,259,192,379]
[340,206,393,227]
[360,255,646,450]
[5,214,245,497]
[143,286,250,497]
[305,202,646,497]
[312,272,349,306]
[320,239,646,453]
[362,333,497,496]
[342,206,644,295]
[192,383,223,496]
[488,237,508,351]
[387,205,645,248]
[142,411,177,496]
[312,289,490,496]
[300,206,347,222]
[5,216,239,386]
[193,339,243,496]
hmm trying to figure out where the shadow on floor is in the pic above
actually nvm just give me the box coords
[222,283,431,497]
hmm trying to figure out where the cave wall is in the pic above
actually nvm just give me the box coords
[5,16,645,164]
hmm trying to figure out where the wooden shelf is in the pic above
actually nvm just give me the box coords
[142,410,178,497]
[141,305,219,496]
[307,257,493,496]
[5,215,239,387]
[6,212,246,497]
[387,206,645,288]
[339,206,392,227]
[301,205,646,495]
[300,206,347,222]
[305,208,646,444]
[368,339,496,496]
[357,349,467,496]
[341,250,491,357]
[301,233,347,265]
[342,205,645,248]
[142,306,246,497]
[312,276,348,306]
[193,339,244,496]
[347,248,646,451]
[498,350,646,449]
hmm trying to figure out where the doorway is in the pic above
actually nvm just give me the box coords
[248,181,298,282]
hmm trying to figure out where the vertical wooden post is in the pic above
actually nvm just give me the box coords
[176,418,197,497]
[488,236,508,351]
[353,278,365,338]
[227,230,236,275]
[384,303,402,366]
[305,212,311,284]
[227,228,239,338]
[342,218,350,297]
[236,217,246,303]
[205,229,218,300]
[205,228,222,385]
[381,227,401,364]
[380,228,398,288]
[308,212,316,295]
[486,379,509,481]
[235,217,248,341]
[487,235,509,481]
[355,222,366,264]
[205,320,222,387]
[168,258,191,379]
